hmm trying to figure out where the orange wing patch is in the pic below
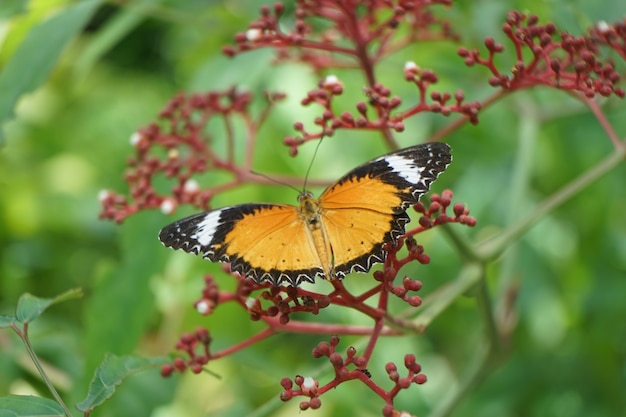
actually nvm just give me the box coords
[321,207,396,276]
[320,174,406,213]
[159,142,452,286]
[221,205,323,283]
[319,176,410,277]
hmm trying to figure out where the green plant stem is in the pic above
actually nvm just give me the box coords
[477,146,626,260]
[440,223,481,262]
[19,323,74,417]
[476,271,501,353]
[495,97,537,313]
[583,95,622,147]
[410,263,483,331]
[428,342,503,417]
[429,282,511,417]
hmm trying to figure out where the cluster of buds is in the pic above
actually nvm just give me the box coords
[247,285,331,324]
[413,189,476,230]
[280,336,427,416]
[193,275,220,315]
[370,189,475,292]
[223,1,457,69]
[99,88,286,223]
[161,328,211,376]
[401,62,481,124]
[284,73,482,154]
[381,355,428,417]
[222,1,473,154]
[588,19,626,60]
[459,11,625,98]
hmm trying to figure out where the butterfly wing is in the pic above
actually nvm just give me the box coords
[319,142,452,277]
[158,204,324,286]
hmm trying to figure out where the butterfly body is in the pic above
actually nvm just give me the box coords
[296,191,336,280]
[159,143,452,286]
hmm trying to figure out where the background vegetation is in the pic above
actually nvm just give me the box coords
[1,1,625,416]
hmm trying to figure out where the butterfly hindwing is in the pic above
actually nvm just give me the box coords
[158,204,324,286]
[320,207,408,278]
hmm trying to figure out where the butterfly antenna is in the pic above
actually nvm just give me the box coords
[302,134,325,193]
[251,134,326,196]
[250,170,302,194]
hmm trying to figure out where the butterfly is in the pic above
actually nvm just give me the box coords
[158,142,452,287]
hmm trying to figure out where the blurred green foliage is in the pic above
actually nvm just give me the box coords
[1,1,625,416]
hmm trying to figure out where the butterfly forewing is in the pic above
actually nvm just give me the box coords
[370,142,451,207]
[317,142,451,276]
[158,142,452,286]
[158,204,324,286]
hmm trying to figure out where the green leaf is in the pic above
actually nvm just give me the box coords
[0,395,64,417]
[76,354,168,413]
[0,315,16,329]
[0,0,102,144]
[0,0,27,20]
[74,0,166,81]
[15,289,83,323]
[83,212,164,378]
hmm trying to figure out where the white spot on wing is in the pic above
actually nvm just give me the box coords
[381,154,425,184]
[191,210,223,246]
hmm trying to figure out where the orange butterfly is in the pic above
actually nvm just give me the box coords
[159,142,451,286]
